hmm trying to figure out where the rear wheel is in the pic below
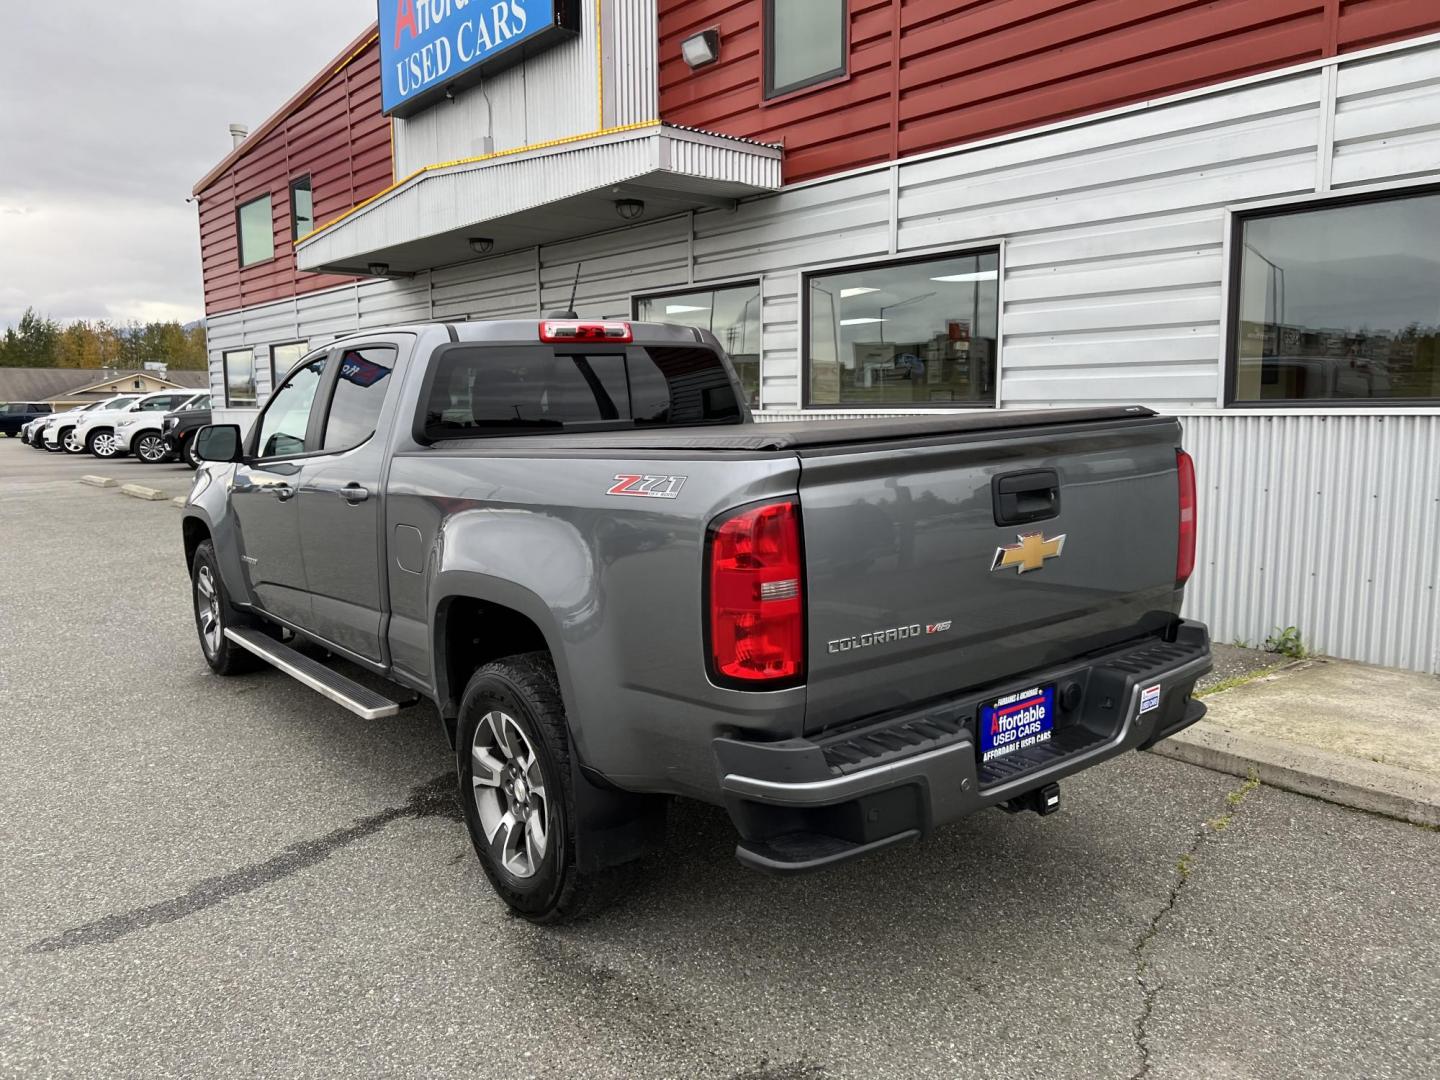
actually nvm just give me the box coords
[191,540,262,675]
[457,654,596,924]
[136,432,167,463]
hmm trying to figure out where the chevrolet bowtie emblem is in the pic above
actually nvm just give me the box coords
[991,532,1066,574]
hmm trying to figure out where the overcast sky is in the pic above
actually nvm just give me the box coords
[0,1,376,331]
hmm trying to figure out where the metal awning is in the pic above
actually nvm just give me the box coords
[295,123,783,276]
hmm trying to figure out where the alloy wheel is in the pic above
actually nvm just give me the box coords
[470,710,550,879]
[93,432,118,457]
[195,564,222,657]
[137,434,166,462]
[62,429,83,453]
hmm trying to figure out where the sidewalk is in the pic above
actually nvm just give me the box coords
[1151,646,1440,828]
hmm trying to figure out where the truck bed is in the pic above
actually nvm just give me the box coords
[421,406,1158,454]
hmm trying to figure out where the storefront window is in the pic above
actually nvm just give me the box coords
[1231,188,1440,404]
[766,0,846,98]
[270,341,310,389]
[634,283,762,407]
[805,250,999,407]
[223,348,256,407]
[237,195,273,267]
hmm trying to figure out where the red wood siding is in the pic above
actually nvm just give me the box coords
[195,37,392,317]
[659,0,1440,184]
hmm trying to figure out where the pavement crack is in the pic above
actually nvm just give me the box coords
[26,774,458,954]
[1127,770,1261,1080]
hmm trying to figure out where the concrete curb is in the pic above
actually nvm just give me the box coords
[79,475,117,488]
[170,497,187,508]
[119,483,167,502]
[1150,721,1440,828]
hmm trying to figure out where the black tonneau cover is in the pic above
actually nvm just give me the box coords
[428,406,1159,453]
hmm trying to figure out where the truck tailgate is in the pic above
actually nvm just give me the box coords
[799,413,1184,733]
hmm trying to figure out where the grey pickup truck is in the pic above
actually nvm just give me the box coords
[183,318,1211,922]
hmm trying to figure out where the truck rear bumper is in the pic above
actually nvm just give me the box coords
[714,620,1212,874]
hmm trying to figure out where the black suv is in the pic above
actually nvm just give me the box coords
[1,402,52,437]
[162,401,212,468]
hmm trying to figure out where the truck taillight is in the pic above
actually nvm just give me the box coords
[706,500,805,687]
[1176,449,1197,586]
[538,320,632,343]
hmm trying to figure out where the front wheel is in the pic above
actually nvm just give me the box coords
[457,654,596,924]
[182,435,201,470]
[88,429,119,458]
[135,432,168,463]
[191,540,261,675]
[60,428,84,454]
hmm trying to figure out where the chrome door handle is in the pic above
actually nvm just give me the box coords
[271,484,295,501]
[340,483,370,504]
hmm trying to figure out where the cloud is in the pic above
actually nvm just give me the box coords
[1,0,375,329]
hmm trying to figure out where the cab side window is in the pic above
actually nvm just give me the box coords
[255,357,327,458]
[322,346,396,451]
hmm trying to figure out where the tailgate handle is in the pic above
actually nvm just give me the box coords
[992,469,1060,526]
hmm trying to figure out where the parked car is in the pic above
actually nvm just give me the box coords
[1,402,52,437]
[162,398,213,469]
[21,412,61,446]
[74,389,202,459]
[183,319,1211,923]
[114,392,209,463]
[40,397,141,453]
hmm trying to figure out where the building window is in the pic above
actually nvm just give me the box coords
[805,250,999,408]
[223,348,257,407]
[634,283,761,407]
[237,195,274,267]
[1229,188,1440,405]
[270,341,310,388]
[290,177,313,241]
[765,0,846,98]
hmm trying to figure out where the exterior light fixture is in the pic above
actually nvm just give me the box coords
[367,262,389,277]
[469,237,494,255]
[681,28,720,69]
[614,198,645,221]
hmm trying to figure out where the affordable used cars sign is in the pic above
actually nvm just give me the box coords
[378,0,579,117]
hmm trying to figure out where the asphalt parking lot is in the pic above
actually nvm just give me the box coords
[1,437,1437,1079]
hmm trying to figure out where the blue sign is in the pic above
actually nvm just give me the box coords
[378,0,579,117]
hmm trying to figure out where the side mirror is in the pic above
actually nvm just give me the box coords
[194,424,243,464]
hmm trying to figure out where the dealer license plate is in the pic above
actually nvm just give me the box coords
[979,684,1055,764]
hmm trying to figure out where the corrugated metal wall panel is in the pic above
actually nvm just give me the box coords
[1331,45,1440,186]
[1182,413,1440,673]
[540,217,691,315]
[393,0,628,176]
[430,251,539,320]
[608,0,659,126]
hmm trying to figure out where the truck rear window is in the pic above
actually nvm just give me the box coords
[420,344,742,440]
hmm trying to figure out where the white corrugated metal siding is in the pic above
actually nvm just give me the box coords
[605,0,658,127]
[1183,413,1440,674]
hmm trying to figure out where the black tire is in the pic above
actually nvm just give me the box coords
[4,431,15,438]
[86,428,118,458]
[190,540,262,675]
[457,653,596,924]
[135,431,168,464]
[182,435,201,470]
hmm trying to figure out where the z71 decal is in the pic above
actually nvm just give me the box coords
[606,474,688,499]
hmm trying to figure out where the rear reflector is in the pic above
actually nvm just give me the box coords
[539,320,632,343]
[1176,449,1197,586]
[707,500,805,686]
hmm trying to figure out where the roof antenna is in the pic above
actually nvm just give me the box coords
[542,262,582,320]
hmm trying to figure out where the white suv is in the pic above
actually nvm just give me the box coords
[42,396,141,453]
[113,392,209,462]
[75,390,205,459]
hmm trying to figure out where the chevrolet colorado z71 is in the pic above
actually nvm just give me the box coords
[183,318,1211,922]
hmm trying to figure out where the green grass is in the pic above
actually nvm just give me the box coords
[1194,664,1287,699]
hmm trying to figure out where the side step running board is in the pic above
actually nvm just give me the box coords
[224,627,409,720]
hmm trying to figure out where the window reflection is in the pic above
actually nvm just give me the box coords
[1233,190,1440,403]
[807,251,999,406]
[635,283,762,407]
